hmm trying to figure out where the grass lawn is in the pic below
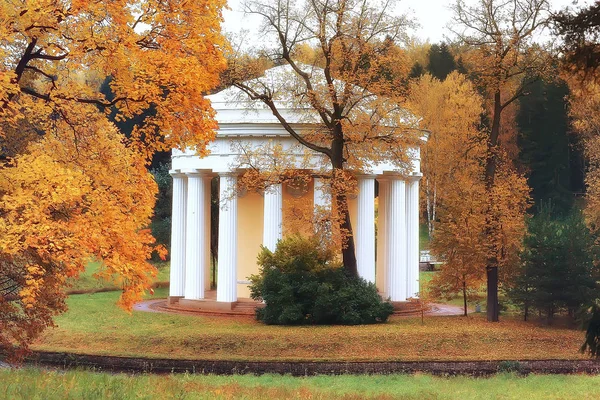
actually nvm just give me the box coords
[2,368,600,399]
[32,288,588,362]
[67,261,170,292]
[420,223,430,251]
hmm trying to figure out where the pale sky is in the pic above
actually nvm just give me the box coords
[223,0,593,44]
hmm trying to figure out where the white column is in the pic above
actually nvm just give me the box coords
[169,172,187,297]
[387,177,407,302]
[406,176,421,298]
[217,173,238,303]
[184,172,207,300]
[203,177,212,291]
[263,183,282,251]
[356,175,376,283]
[376,178,389,296]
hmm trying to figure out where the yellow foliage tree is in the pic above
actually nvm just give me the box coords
[409,72,529,316]
[450,0,550,321]
[226,0,419,275]
[407,72,486,237]
[429,162,529,316]
[0,0,226,355]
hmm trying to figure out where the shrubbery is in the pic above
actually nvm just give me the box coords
[249,235,394,325]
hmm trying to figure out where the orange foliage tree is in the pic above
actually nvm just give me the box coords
[225,0,419,275]
[0,0,226,355]
[428,164,529,316]
[408,72,529,315]
[450,0,550,321]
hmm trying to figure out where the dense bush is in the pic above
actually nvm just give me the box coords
[249,235,394,325]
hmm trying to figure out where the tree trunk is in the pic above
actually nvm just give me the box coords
[462,277,468,317]
[486,265,499,322]
[426,178,434,238]
[331,136,358,278]
[432,181,437,234]
[338,193,358,277]
[485,90,503,322]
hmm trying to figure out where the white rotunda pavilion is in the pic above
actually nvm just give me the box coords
[168,66,424,311]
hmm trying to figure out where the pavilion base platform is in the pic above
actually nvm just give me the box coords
[390,299,432,315]
[152,294,432,317]
[165,290,262,316]
[167,296,183,306]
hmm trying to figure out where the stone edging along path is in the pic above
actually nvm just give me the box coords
[22,351,600,376]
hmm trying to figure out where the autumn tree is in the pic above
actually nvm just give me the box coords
[553,0,600,77]
[226,0,418,275]
[450,0,551,321]
[428,168,487,317]
[407,72,484,237]
[0,0,226,356]
[568,79,600,223]
[409,72,528,315]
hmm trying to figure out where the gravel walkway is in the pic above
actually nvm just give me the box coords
[133,299,469,317]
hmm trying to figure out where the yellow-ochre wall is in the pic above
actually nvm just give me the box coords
[236,191,264,298]
[235,181,317,298]
[282,179,315,237]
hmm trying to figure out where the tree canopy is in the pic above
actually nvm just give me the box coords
[553,0,600,77]
[227,0,419,274]
[450,0,551,321]
[0,0,226,356]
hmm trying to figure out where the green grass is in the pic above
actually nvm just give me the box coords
[32,288,587,362]
[420,224,430,251]
[1,368,600,399]
[67,261,170,292]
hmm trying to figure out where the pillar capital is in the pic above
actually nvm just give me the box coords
[356,174,378,180]
[217,171,239,178]
[406,172,423,182]
[169,170,187,178]
[379,173,405,182]
[181,169,210,178]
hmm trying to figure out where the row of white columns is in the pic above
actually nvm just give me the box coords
[170,171,420,304]
[357,176,421,301]
[170,171,284,304]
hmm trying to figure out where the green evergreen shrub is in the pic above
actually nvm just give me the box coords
[507,208,598,321]
[249,235,394,325]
